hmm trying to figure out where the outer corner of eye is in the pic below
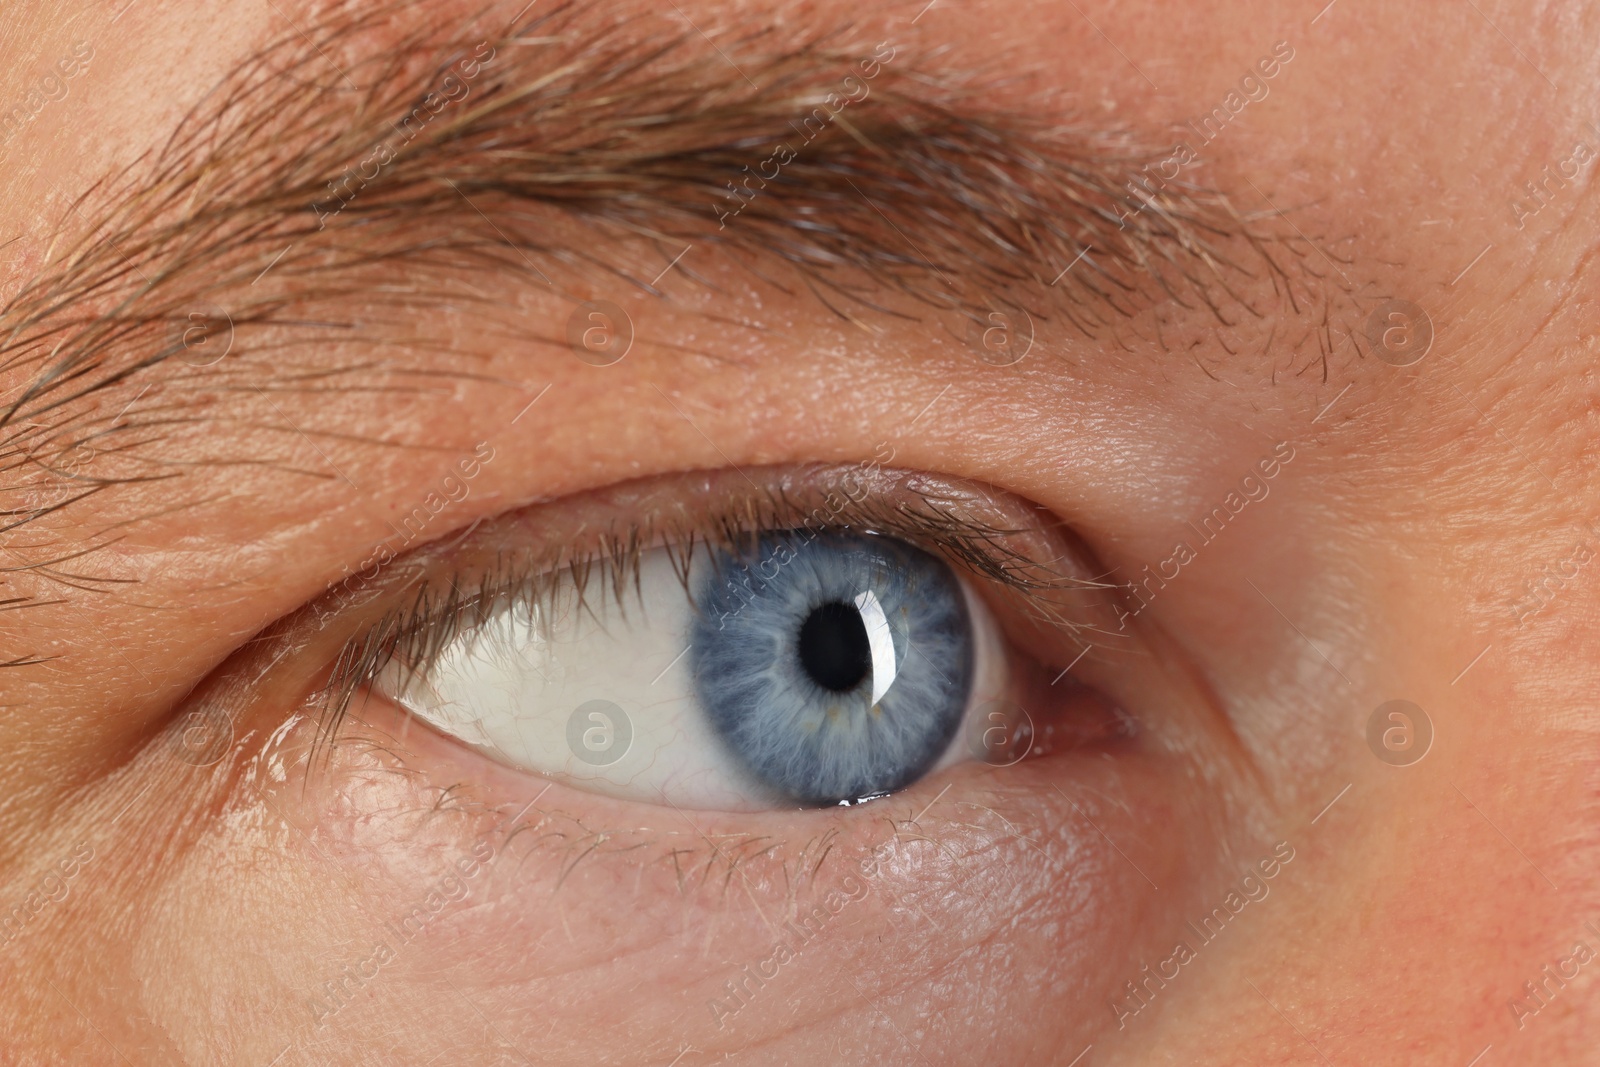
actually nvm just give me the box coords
[361,510,1102,815]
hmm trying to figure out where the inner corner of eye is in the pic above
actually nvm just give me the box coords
[368,525,1025,813]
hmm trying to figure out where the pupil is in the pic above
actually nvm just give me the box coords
[797,601,872,692]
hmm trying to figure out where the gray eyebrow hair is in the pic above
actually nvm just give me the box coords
[0,1,1320,538]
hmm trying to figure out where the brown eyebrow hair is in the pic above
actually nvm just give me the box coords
[0,0,1329,542]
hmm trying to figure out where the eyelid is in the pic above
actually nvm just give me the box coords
[291,463,1115,769]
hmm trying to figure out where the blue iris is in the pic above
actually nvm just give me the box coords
[690,530,974,806]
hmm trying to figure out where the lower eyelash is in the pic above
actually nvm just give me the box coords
[307,468,1108,773]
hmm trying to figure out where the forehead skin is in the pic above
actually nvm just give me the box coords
[1,0,1599,1064]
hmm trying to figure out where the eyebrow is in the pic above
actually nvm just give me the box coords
[0,1,1303,526]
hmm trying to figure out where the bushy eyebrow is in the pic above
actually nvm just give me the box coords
[0,1,1321,530]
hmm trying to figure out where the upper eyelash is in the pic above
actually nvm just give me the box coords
[307,471,1111,774]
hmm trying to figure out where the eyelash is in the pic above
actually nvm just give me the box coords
[305,468,1110,772]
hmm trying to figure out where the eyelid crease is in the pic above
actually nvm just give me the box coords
[306,465,1114,776]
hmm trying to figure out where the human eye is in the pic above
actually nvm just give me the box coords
[308,463,1124,813]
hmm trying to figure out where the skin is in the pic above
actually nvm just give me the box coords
[0,0,1597,1063]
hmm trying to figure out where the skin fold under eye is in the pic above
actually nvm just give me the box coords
[318,463,1127,813]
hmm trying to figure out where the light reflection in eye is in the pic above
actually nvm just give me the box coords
[373,529,1010,812]
[852,588,898,705]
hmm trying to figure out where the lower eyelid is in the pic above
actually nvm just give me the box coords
[266,675,1125,876]
[251,678,1159,973]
